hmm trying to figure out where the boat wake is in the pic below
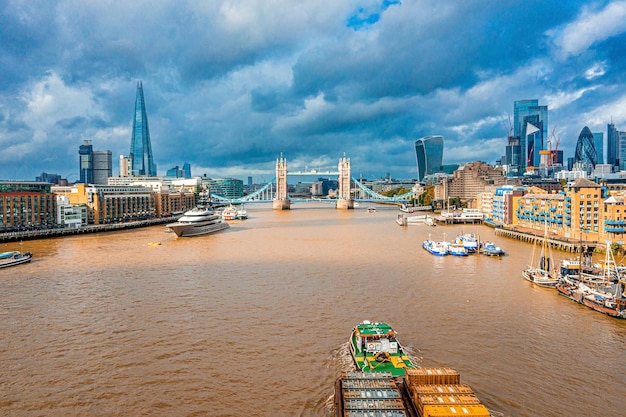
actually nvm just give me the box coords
[402,344,424,367]
[332,342,357,373]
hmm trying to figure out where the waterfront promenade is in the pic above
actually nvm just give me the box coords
[0,216,179,243]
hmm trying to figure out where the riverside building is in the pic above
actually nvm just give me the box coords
[439,161,507,204]
[513,178,625,243]
[52,183,155,225]
[0,181,57,231]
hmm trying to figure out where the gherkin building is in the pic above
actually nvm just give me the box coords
[574,126,597,167]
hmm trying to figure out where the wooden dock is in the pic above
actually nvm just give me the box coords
[494,227,594,253]
[433,215,483,225]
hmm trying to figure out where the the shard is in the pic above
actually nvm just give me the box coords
[130,81,156,176]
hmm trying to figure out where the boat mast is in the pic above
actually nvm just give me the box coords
[578,221,583,281]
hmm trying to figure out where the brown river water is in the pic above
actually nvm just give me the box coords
[1,203,625,417]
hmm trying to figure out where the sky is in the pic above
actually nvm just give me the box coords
[1,0,626,183]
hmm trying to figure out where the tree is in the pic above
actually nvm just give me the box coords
[610,242,622,256]
[421,186,435,206]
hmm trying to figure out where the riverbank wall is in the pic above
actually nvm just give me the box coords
[0,217,178,243]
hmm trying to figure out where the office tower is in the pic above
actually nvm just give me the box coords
[513,99,548,171]
[35,172,62,184]
[505,135,521,176]
[607,123,619,167]
[592,132,604,164]
[119,155,131,177]
[619,131,626,171]
[183,162,191,178]
[415,135,444,181]
[574,126,597,170]
[79,140,94,183]
[79,141,112,184]
[130,81,156,176]
[166,166,183,177]
[92,151,112,185]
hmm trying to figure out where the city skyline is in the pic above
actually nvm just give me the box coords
[1,1,626,181]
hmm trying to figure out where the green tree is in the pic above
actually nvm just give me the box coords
[611,242,622,256]
[421,186,435,206]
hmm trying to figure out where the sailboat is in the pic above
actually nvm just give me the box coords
[522,222,558,288]
[557,241,626,318]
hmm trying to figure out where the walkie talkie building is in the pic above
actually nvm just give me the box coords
[415,135,444,181]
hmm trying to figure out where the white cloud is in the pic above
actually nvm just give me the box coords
[550,1,626,59]
[580,93,626,128]
[21,72,104,138]
[584,61,608,79]
[544,86,599,110]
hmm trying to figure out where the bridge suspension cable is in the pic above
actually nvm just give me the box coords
[210,176,417,204]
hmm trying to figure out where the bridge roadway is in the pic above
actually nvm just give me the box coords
[211,176,417,204]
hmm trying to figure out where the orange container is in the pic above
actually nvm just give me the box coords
[415,394,482,415]
[422,404,491,417]
[405,368,461,386]
[411,384,474,396]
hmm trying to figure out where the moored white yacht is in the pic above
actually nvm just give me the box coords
[236,205,248,220]
[165,207,229,237]
[221,205,238,220]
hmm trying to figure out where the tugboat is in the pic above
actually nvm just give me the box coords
[348,320,415,376]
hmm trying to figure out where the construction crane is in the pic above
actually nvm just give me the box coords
[548,127,561,166]
[502,114,513,139]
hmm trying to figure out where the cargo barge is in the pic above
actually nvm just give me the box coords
[334,368,493,417]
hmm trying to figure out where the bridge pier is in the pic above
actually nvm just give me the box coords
[336,153,354,210]
[274,153,290,210]
[336,199,354,210]
[273,199,291,210]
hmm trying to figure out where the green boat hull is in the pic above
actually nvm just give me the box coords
[349,321,414,376]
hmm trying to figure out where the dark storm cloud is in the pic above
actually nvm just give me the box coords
[1,0,626,181]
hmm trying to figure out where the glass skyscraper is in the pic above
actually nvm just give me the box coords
[592,132,604,164]
[574,126,597,168]
[130,81,156,176]
[607,123,619,168]
[79,140,93,183]
[415,135,444,181]
[513,99,548,171]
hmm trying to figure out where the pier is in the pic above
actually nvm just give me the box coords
[0,216,179,243]
[494,226,594,253]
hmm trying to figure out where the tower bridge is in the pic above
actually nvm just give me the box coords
[210,153,418,209]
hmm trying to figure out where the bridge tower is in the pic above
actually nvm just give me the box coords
[273,153,291,210]
[336,153,354,209]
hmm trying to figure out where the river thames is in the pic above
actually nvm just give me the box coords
[1,203,625,417]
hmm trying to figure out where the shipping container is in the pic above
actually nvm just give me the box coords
[422,404,491,417]
[414,394,482,416]
[405,368,461,385]
[410,384,474,396]
[345,411,408,417]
